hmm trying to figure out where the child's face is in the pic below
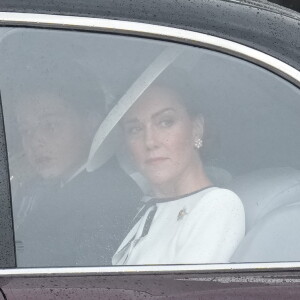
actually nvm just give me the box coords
[17,94,90,180]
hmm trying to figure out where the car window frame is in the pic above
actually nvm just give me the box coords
[0,11,299,276]
[0,92,16,269]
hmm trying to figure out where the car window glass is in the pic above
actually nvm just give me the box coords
[0,28,299,267]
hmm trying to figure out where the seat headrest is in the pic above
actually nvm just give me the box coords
[229,167,300,231]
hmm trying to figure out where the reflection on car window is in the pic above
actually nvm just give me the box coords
[0,28,300,267]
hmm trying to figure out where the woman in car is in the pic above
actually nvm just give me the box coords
[91,67,245,265]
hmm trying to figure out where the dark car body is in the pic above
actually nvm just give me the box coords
[0,0,299,299]
[270,0,300,12]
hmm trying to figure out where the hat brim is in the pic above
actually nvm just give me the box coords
[86,46,183,172]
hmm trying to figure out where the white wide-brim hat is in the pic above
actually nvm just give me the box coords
[86,47,183,172]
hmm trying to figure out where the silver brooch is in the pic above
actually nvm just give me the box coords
[177,208,188,221]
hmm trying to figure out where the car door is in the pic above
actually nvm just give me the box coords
[0,1,299,299]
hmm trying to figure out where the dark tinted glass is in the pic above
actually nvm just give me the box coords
[0,28,299,267]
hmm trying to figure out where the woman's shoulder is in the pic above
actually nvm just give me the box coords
[194,187,244,214]
[205,187,240,199]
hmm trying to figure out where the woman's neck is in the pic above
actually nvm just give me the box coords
[152,160,212,199]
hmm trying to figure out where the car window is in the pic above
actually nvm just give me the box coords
[0,27,299,268]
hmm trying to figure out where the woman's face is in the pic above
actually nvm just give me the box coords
[17,95,90,180]
[122,85,202,188]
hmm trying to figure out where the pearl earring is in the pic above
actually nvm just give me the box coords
[194,138,203,149]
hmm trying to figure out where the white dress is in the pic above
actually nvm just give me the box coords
[112,187,245,265]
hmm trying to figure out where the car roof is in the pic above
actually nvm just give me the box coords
[0,0,299,70]
[0,0,298,18]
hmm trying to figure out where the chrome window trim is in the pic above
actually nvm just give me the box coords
[2,262,300,277]
[0,12,299,87]
[0,12,299,275]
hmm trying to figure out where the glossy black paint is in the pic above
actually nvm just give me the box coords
[270,0,300,12]
[0,0,299,70]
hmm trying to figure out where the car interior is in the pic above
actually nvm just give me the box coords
[0,26,300,267]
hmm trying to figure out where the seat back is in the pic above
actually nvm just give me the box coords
[229,167,300,262]
[231,202,300,262]
[229,167,300,232]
